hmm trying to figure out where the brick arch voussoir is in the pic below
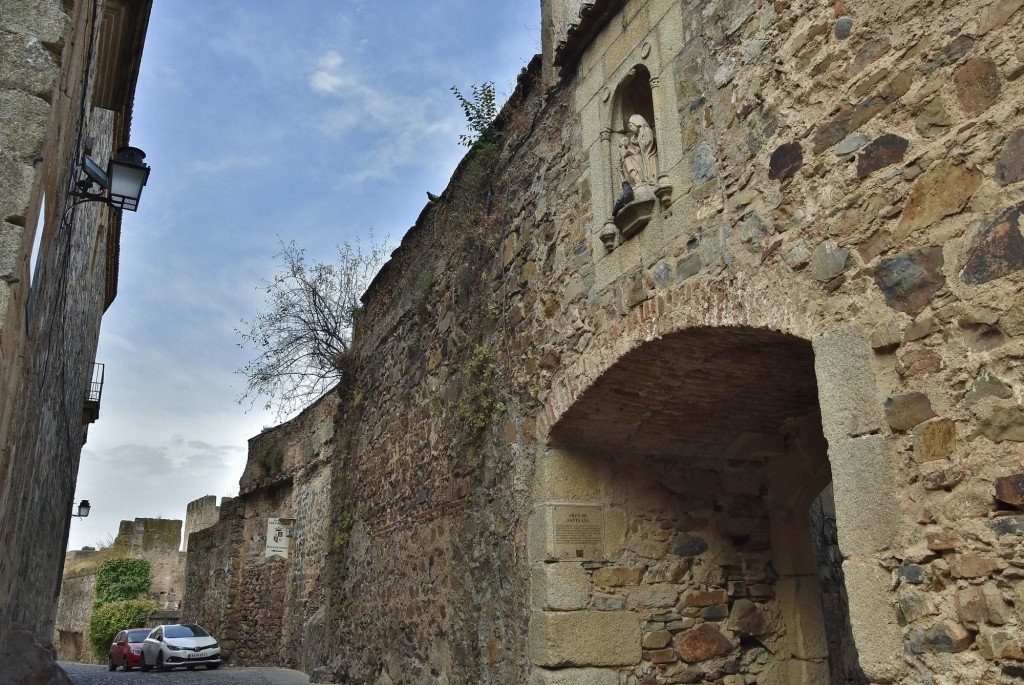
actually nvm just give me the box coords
[539,273,818,440]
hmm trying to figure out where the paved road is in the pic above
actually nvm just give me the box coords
[59,662,311,685]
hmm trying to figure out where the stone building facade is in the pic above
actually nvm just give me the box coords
[53,517,187,663]
[184,0,1024,683]
[0,0,152,676]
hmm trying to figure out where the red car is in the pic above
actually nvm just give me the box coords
[108,628,150,671]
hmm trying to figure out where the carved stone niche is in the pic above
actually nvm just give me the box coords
[603,64,671,252]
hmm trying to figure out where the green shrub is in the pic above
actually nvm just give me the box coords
[451,81,498,148]
[457,344,506,442]
[93,558,152,608]
[88,599,158,661]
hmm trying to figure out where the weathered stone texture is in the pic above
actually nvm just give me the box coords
[895,162,981,242]
[186,1,1024,683]
[529,611,640,667]
[884,392,936,431]
[953,58,1002,115]
[182,392,337,669]
[0,626,73,685]
[0,0,149,671]
[182,495,220,552]
[813,326,882,441]
[995,129,1024,186]
[675,623,735,663]
[960,202,1024,284]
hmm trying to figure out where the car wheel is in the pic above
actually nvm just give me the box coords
[140,652,150,672]
[123,658,132,672]
[186,665,195,671]
[156,651,164,671]
[108,656,116,671]
[206,662,220,670]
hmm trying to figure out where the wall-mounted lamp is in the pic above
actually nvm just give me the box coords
[71,500,91,518]
[71,146,151,212]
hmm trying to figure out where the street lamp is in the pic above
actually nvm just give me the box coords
[71,500,91,518]
[71,146,151,212]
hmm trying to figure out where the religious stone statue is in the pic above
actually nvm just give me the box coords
[619,114,658,189]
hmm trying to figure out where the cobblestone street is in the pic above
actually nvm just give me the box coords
[59,662,310,685]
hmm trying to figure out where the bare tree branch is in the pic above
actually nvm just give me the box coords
[236,235,388,418]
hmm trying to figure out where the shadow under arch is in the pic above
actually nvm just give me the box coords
[540,325,867,684]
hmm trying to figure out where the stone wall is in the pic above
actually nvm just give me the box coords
[0,0,151,671]
[112,518,186,609]
[54,570,95,663]
[183,495,219,553]
[190,0,1024,683]
[1,56,113,655]
[0,0,74,653]
[53,517,186,663]
[181,391,338,669]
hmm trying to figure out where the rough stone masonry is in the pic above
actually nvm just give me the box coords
[182,1,1024,684]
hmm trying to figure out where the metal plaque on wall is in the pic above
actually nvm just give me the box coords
[549,505,604,560]
[265,517,295,559]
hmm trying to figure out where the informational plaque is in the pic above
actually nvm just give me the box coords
[265,517,294,559]
[549,505,604,560]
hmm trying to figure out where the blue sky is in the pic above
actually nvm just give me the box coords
[70,1,540,550]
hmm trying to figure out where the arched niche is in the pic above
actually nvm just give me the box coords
[599,64,670,251]
[612,64,657,159]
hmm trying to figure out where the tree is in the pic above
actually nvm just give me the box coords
[451,81,497,147]
[236,237,388,418]
[88,599,159,661]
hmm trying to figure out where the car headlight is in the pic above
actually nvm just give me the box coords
[166,643,183,651]
[131,648,141,654]
[210,642,219,649]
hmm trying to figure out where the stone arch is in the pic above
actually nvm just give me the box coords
[613,65,656,134]
[529,276,905,684]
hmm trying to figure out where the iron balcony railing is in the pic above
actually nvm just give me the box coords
[83,362,104,424]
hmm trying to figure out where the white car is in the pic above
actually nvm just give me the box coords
[139,623,221,671]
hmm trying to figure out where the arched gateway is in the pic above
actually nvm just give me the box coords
[529,279,903,684]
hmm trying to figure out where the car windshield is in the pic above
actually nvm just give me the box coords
[127,630,150,642]
[164,624,210,639]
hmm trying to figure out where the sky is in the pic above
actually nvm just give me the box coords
[69,1,541,550]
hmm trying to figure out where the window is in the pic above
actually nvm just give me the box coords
[25,194,46,327]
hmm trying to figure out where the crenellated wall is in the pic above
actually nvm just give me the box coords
[183,495,219,553]
[187,1,1024,683]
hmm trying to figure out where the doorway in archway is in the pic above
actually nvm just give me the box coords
[540,327,866,684]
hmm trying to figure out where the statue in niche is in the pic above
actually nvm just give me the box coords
[619,114,658,190]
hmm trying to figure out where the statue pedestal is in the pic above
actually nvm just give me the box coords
[613,185,656,239]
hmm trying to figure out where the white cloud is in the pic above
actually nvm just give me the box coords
[310,50,356,95]
[307,48,463,183]
[318,49,343,71]
[189,154,270,175]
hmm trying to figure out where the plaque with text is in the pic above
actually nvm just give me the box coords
[266,517,295,559]
[549,505,604,560]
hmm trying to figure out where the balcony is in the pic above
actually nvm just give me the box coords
[83,363,104,424]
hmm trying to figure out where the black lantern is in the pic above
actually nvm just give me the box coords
[107,147,150,211]
[72,500,91,518]
[71,146,151,212]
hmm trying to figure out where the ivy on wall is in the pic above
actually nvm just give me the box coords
[88,557,155,662]
[92,557,151,607]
